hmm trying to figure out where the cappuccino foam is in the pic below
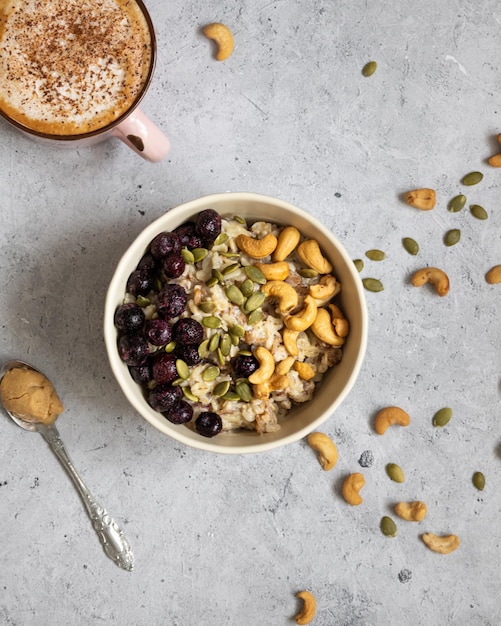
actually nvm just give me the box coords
[0,0,152,135]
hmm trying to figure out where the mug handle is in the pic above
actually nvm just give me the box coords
[112,108,170,162]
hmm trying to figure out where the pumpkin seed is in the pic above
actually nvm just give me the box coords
[135,295,150,307]
[202,315,222,329]
[444,229,460,247]
[462,171,483,186]
[199,301,217,313]
[380,516,398,538]
[244,290,266,312]
[433,407,452,427]
[198,339,210,358]
[171,378,184,386]
[206,276,218,288]
[233,215,247,225]
[298,268,319,279]
[448,194,466,213]
[212,268,224,283]
[154,278,163,292]
[235,381,252,402]
[216,348,225,366]
[164,341,176,353]
[222,262,240,276]
[225,284,246,306]
[213,381,230,397]
[244,265,267,284]
[222,391,241,401]
[213,233,229,246]
[202,366,220,382]
[386,463,405,483]
[353,259,364,273]
[403,237,419,256]
[362,278,384,292]
[365,249,386,261]
[192,247,209,262]
[229,331,240,346]
[176,359,190,380]
[238,350,253,356]
[472,471,485,491]
[219,333,232,356]
[229,323,245,338]
[208,331,221,352]
[182,387,198,402]
[240,278,255,297]
[247,309,263,325]
[181,248,195,264]
[219,251,240,258]
[362,60,377,77]
[470,204,488,220]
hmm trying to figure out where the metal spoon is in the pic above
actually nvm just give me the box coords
[0,359,134,571]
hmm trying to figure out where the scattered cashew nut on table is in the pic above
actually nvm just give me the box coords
[307,432,339,470]
[421,533,460,554]
[374,406,411,435]
[342,472,365,506]
[394,501,427,522]
[295,590,316,625]
[203,23,234,61]
[403,188,436,210]
[411,267,450,297]
[235,233,278,259]
[485,265,501,284]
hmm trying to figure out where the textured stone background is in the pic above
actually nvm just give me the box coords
[1,0,500,624]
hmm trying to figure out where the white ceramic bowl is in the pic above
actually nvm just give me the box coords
[104,192,368,453]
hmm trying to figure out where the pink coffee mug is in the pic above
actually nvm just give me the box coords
[0,0,169,163]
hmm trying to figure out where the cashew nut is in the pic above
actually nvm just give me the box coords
[275,356,296,376]
[295,590,316,625]
[235,233,278,259]
[411,267,449,297]
[342,473,365,506]
[486,265,501,284]
[284,295,317,332]
[293,361,315,381]
[374,406,410,435]
[255,261,290,281]
[253,373,289,399]
[283,328,300,356]
[297,239,333,274]
[308,274,341,305]
[394,501,428,522]
[328,304,349,338]
[307,432,338,470]
[248,346,275,384]
[421,533,460,554]
[273,226,301,262]
[261,280,298,314]
[203,23,234,61]
[310,307,344,346]
[403,188,436,210]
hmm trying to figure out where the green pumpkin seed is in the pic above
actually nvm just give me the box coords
[298,268,319,279]
[462,171,483,186]
[233,215,247,225]
[213,233,229,246]
[433,407,452,427]
[222,262,240,276]
[247,309,263,325]
[206,276,219,288]
[208,331,221,352]
[213,381,230,397]
[182,387,198,402]
[448,194,466,213]
[444,229,460,247]
[240,278,255,297]
[362,60,377,77]
[380,516,398,537]
[229,324,245,338]
[202,315,222,329]
[238,350,253,356]
[403,237,419,256]
[362,278,384,292]
[225,284,246,306]
[135,295,150,307]
[220,251,240,258]
[212,269,224,283]
[386,463,404,483]
[199,301,217,313]
[164,341,176,353]
[198,339,210,359]
[222,391,241,401]
[219,333,232,356]
[244,290,266,312]
[235,381,252,402]
[229,332,240,346]
[216,348,225,366]
[244,265,267,284]
[470,204,488,220]
[181,248,195,264]
[176,359,190,380]
[472,471,485,491]
[365,249,386,261]
[154,278,163,292]
[171,378,184,386]
[353,259,364,273]
[192,247,209,263]
[202,366,220,382]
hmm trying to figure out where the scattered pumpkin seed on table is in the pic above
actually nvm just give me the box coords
[470,204,488,220]
[433,407,452,427]
[365,249,386,261]
[472,471,486,491]
[380,516,398,537]
[353,259,364,272]
[444,229,461,247]
[386,463,405,483]
[362,277,384,292]
[362,61,377,77]
[448,194,466,213]
[461,171,483,186]
[402,237,419,255]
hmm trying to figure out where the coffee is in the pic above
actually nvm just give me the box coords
[0,0,152,136]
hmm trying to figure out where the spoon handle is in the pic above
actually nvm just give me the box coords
[38,424,134,571]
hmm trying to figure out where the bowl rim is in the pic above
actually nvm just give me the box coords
[104,191,368,454]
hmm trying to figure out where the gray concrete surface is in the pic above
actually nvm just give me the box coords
[1,0,500,624]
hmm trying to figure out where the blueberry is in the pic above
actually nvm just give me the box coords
[148,384,183,412]
[156,284,187,320]
[129,362,152,384]
[145,319,172,346]
[172,318,204,345]
[175,344,201,366]
[126,269,153,297]
[163,400,193,425]
[232,354,259,378]
[173,222,204,249]
[118,334,149,367]
[195,209,222,243]
[195,411,222,437]
[137,252,159,273]
[114,303,145,333]
[150,232,181,260]
[163,253,185,278]
[151,352,178,384]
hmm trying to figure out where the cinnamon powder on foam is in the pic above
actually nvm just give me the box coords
[0,0,152,135]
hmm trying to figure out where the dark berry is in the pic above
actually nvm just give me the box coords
[175,344,201,366]
[129,362,152,384]
[151,352,178,384]
[163,400,193,425]
[156,284,187,320]
[150,232,181,259]
[126,269,153,297]
[163,253,185,278]
[173,222,204,249]
[232,354,259,378]
[118,334,149,367]
[148,384,182,412]
[172,318,204,345]
[114,303,145,333]
[195,412,223,437]
[137,252,159,273]
[145,319,172,346]
[195,209,222,243]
